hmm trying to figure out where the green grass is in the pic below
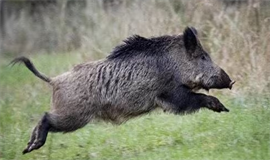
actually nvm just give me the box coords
[0,54,270,160]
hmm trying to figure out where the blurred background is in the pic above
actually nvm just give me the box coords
[0,0,270,160]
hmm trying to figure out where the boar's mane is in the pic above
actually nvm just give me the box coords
[107,35,176,59]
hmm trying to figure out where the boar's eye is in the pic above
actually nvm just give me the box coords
[201,55,206,60]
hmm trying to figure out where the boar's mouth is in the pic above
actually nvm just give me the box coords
[203,80,235,91]
[191,80,235,92]
[187,79,235,92]
[189,85,209,92]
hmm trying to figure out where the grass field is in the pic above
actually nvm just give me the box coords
[0,53,270,160]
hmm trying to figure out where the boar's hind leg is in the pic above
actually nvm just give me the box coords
[23,112,89,154]
[23,112,50,154]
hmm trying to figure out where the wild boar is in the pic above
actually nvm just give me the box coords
[11,26,235,154]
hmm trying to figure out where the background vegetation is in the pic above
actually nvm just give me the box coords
[0,0,270,159]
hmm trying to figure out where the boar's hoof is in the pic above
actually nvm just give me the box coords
[22,140,46,154]
[216,106,230,113]
[206,96,229,113]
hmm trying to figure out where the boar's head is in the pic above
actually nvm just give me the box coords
[173,27,235,91]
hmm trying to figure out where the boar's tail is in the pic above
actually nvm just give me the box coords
[10,56,51,83]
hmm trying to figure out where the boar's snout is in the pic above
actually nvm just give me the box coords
[207,69,235,90]
[216,69,235,89]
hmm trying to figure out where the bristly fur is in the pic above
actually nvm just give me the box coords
[107,35,174,59]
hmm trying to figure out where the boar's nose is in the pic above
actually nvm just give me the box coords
[219,68,235,89]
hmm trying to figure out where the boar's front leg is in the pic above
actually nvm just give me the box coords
[202,95,229,112]
[156,85,229,114]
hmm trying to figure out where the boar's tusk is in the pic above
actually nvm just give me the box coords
[229,81,236,90]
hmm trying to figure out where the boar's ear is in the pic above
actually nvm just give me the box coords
[183,26,198,54]
[189,27,198,35]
